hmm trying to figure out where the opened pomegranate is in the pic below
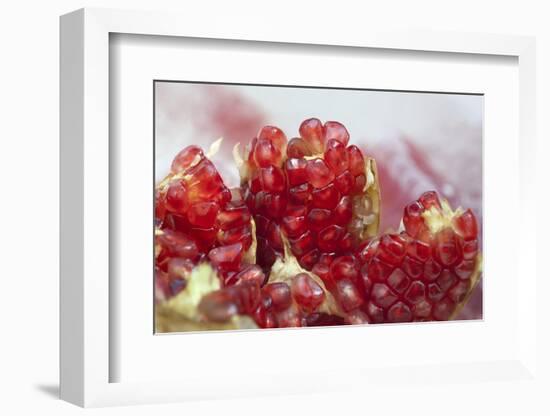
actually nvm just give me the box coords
[155,121,482,332]
[353,191,482,323]
[235,118,380,271]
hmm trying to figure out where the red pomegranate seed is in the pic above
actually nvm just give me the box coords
[347,145,365,175]
[330,256,360,282]
[165,181,189,214]
[291,273,325,312]
[285,158,308,185]
[299,118,325,154]
[306,158,335,189]
[208,242,244,272]
[454,209,478,240]
[171,145,204,173]
[264,282,292,311]
[324,139,349,175]
[187,201,219,228]
[334,279,363,312]
[307,208,332,231]
[323,121,350,146]
[261,166,286,193]
[286,137,312,158]
[334,171,354,195]
[387,302,412,323]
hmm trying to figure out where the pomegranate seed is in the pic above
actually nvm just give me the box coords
[165,181,189,214]
[261,166,286,192]
[312,183,340,209]
[171,145,204,173]
[299,118,325,153]
[318,225,345,252]
[387,302,413,323]
[454,209,478,240]
[323,121,350,146]
[287,137,312,158]
[264,282,292,311]
[187,201,219,228]
[306,158,335,189]
[208,242,244,272]
[291,273,326,312]
[347,145,365,175]
[324,139,349,175]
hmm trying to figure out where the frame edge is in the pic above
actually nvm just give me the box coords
[59,8,85,407]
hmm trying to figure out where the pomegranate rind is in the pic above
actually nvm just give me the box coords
[449,253,482,320]
[155,263,258,332]
[351,157,380,242]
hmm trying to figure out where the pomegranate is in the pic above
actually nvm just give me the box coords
[354,191,482,323]
[155,121,483,331]
[235,118,380,271]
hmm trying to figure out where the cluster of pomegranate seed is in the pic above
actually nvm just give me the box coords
[155,119,482,331]
[240,118,379,272]
[155,143,259,300]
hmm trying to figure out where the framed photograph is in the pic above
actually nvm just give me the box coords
[60,8,539,408]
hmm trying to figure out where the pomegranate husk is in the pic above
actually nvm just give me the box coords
[155,263,258,332]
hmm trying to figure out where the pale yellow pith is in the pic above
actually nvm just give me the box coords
[420,198,465,235]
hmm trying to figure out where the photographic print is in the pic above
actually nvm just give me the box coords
[154,82,483,333]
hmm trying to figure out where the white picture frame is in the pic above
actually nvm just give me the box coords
[60,7,539,408]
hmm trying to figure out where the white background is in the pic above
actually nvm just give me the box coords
[0,1,548,415]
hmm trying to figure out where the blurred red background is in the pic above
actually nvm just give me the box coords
[155,82,483,320]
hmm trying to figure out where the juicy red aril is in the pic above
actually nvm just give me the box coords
[291,273,325,312]
[287,137,312,158]
[324,139,349,175]
[333,196,353,225]
[347,145,365,175]
[282,214,307,238]
[216,204,251,230]
[264,282,292,311]
[418,191,441,210]
[254,138,284,168]
[323,121,350,146]
[299,249,320,270]
[312,183,340,209]
[171,145,204,173]
[330,256,359,282]
[387,302,412,323]
[261,166,286,192]
[307,208,332,231]
[286,158,308,185]
[403,201,424,238]
[318,225,345,252]
[371,283,398,309]
[187,201,219,228]
[454,209,478,240]
[334,171,354,195]
[306,158,335,189]
[165,181,189,214]
[198,291,240,322]
[258,125,287,150]
[208,242,244,272]
[156,229,200,264]
[299,118,325,153]
[289,231,315,256]
[333,279,363,312]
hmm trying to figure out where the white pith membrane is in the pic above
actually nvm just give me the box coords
[154,139,259,332]
[155,263,258,332]
[398,197,483,320]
